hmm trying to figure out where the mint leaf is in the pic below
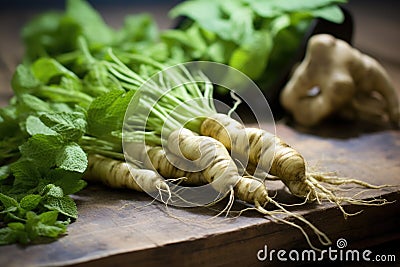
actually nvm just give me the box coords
[46,169,86,195]
[26,115,57,136]
[38,210,58,225]
[56,143,87,173]
[44,195,78,219]
[11,65,41,95]
[0,211,68,245]
[87,90,135,139]
[10,159,41,191]
[43,184,64,198]
[0,193,19,210]
[42,185,79,219]
[21,11,77,61]
[19,194,42,211]
[82,63,120,97]
[8,222,25,231]
[17,94,52,115]
[19,135,87,174]
[39,112,86,141]
[31,58,80,86]
[36,211,68,239]
[0,225,29,245]
[19,135,62,171]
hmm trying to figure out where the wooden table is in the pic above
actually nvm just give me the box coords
[0,1,399,266]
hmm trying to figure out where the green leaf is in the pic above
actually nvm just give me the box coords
[246,1,281,18]
[117,13,159,44]
[206,41,235,63]
[37,220,67,238]
[172,0,256,44]
[49,102,76,113]
[0,165,11,180]
[66,0,114,45]
[19,194,42,211]
[21,11,81,61]
[87,90,135,139]
[10,159,41,190]
[310,5,344,23]
[19,134,62,171]
[0,136,23,163]
[38,210,59,225]
[162,30,196,49]
[43,184,64,198]
[39,112,87,141]
[0,226,28,245]
[31,58,81,91]
[246,0,346,13]
[161,26,208,59]
[56,143,87,173]
[17,94,52,114]
[22,211,68,243]
[8,222,25,231]
[229,31,272,80]
[11,65,41,95]
[219,1,254,44]
[44,195,78,219]
[170,0,232,41]
[46,169,86,195]
[0,193,19,210]
[0,105,20,139]
[270,15,291,36]
[26,115,57,136]
[25,211,40,240]
[82,63,121,97]
[37,224,66,238]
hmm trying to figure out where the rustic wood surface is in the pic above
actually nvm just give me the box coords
[0,1,400,266]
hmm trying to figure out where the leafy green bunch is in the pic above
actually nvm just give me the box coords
[0,71,89,243]
[0,0,159,245]
[166,0,347,84]
[22,0,161,63]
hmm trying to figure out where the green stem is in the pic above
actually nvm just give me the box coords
[55,51,82,65]
[107,65,143,87]
[122,53,166,70]
[39,86,93,108]
[83,147,125,160]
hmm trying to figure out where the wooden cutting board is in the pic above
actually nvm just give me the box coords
[0,123,399,267]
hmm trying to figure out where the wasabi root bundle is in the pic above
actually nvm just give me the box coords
[119,57,388,249]
[124,58,388,214]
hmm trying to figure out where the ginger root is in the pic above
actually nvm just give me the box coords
[280,34,400,128]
